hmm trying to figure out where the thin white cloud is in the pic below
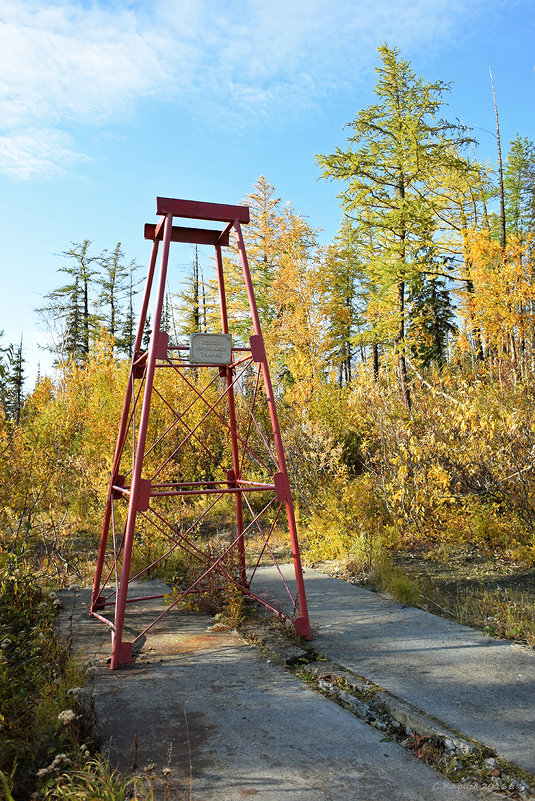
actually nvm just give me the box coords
[0,1,173,124]
[0,0,496,179]
[0,0,176,177]
[0,128,83,179]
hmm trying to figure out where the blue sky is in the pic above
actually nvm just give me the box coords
[1,0,534,385]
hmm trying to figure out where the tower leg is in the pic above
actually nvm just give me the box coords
[215,244,247,584]
[91,238,161,613]
[233,221,311,638]
[110,215,173,668]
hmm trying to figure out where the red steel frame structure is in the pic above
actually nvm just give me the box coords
[90,197,311,668]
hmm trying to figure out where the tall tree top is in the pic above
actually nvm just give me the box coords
[316,44,477,280]
[317,45,474,209]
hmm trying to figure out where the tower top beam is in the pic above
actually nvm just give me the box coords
[156,196,250,224]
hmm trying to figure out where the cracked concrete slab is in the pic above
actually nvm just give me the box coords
[58,582,482,801]
[251,564,535,776]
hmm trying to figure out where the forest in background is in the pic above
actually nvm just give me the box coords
[2,46,535,572]
[2,44,535,797]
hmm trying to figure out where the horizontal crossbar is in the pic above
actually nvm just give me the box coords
[114,485,276,499]
[144,222,230,247]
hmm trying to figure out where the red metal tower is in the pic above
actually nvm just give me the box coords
[90,197,311,668]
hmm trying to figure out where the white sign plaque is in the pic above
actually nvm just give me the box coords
[189,333,232,365]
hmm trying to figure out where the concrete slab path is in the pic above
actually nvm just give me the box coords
[251,565,535,776]
[59,582,483,801]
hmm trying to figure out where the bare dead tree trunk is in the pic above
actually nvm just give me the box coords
[396,280,411,412]
[373,343,379,381]
[490,66,506,249]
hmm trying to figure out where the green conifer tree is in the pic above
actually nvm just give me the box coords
[407,263,457,368]
[317,44,475,409]
[98,243,140,351]
[504,135,535,241]
[37,240,101,364]
[4,337,25,423]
